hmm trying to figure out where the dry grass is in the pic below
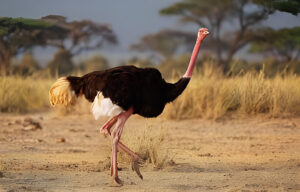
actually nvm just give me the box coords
[0,76,91,114]
[100,122,173,170]
[119,122,173,169]
[163,63,300,119]
[237,72,300,116]
[1,65,300,119]
[0,76,52,112]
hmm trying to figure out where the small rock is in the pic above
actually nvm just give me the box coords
[3,122,12,126]
[24,117,33,123]
[56,137,66,143]
[14,120,22,124]
[36,139,43,143]
[22,117,42,131]
[23,125,36,131]
[198,153,213,157]
[69,149,86,153]
[284,122,297,128]
[168,159,176,166]
[22,122,42,131]
[69,128,84,132]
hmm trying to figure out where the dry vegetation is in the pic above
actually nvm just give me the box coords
[0,76,52,113]
[98,122,172,170]
[163,64,300,119]
[120,123,174,169]
[1,65,300,118]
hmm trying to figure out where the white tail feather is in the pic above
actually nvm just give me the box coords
[49,77,76,106]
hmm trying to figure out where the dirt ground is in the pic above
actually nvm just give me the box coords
[0,112,299,192]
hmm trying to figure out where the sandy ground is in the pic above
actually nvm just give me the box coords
[0,112,299,192]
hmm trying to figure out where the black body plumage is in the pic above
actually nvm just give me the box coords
[67,65,190,118]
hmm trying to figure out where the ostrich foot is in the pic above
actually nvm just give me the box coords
[100,125,110,137]
[109,176,123,187]
[131,159,143,180]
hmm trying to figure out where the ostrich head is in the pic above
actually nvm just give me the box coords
[198,28,210,39]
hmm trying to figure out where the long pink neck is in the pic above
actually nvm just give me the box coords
[183,36,205,78]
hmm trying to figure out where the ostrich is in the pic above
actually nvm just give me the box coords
[49,28,209,185]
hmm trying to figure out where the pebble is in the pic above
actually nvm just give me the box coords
[56,137,66,143]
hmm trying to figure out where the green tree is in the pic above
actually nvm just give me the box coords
[254,0,300,15]
[250,27,300,61]
[160,0,271,72]
[42,15,117,55]
[0,17,67,76]
[42,15,117,75]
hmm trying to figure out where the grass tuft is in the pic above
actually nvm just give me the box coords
[120,123,173,169]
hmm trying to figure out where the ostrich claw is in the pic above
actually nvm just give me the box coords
[131,158,143,180]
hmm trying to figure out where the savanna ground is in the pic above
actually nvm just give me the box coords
[0,112,299,192]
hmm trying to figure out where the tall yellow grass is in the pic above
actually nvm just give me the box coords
[1,67,300,118]
[163,65,300,119]
[0,76,52,112]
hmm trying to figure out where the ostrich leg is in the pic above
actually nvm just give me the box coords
[110,107,134,185]
[101,119,141,161]
[100,110,143,180]
[100,116,118,136]
[100,116,140,161]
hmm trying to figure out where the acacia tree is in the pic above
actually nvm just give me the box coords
[249,0,300,62]
[250,27,300,61]
[0,16,117,76]
[159,0,272,72]
[254,0,300,16]
[42,15,117,55]
[42,15,117,75]
[0,17,67,76]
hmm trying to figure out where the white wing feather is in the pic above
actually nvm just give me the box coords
[91,92,124,119]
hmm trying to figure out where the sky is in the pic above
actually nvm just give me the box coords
[1,0,300,65]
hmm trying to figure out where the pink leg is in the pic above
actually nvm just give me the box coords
[100,112,139,161]
[111,107,134,185]
[118,142,139,160]
[118,142,143,179]
[99,111,143,180]
[100,116,118,135]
